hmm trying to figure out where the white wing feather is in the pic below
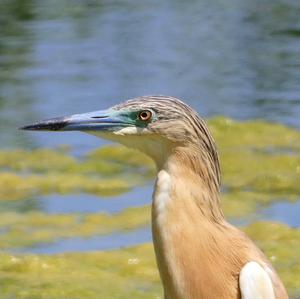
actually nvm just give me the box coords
[239,261,275,299]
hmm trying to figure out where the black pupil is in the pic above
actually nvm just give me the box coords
[141,111,149,119]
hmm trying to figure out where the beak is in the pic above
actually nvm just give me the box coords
[20,109,129,132]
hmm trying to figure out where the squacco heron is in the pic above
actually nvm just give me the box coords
[22,96,288,299]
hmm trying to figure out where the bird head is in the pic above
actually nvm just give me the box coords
[21,96,219,174]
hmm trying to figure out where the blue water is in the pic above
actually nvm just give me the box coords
[17,227,151,255]
[37,185,152,214]
[260,200,300,227]
[1,0,300,153]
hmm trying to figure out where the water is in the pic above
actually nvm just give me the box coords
[1,0,300,151]
[260,200,300,227]
[17,227,151,255]
[0,185,152,215]
[1,0,300,254]
[11,198,300,255]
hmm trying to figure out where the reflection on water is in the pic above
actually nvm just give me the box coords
[0,0,35,148]
[0,0,300,151]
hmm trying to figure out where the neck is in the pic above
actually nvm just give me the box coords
[152,145,225,299]
[155,145,223,221]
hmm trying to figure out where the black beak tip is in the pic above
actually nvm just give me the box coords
[19,117,69,131]
[19,124,36,131]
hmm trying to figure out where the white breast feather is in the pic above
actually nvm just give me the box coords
[154,170,172,226]
[239,261,275,299]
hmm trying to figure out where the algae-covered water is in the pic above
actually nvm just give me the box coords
[1,0,300,298]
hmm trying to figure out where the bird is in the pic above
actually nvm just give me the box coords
[21,95,289,299]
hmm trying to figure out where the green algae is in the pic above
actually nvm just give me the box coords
[0,191,289,251]
[221,191,266,218]
[245,221,300,298]
[220,149,300,195]
[0,146,154,176]
[1,118,300,203]
[0,118,299,297]
[0,146,154,200]
[0,192,274,250]
[0,221,299,299]
[0,244,162,299]
[0,149,77,173]
[209,116,300,150]
[0,206,151,249]
[208,117,300,197]
[0,191,268,250]
[0,172,131,200]
[0,192,290,249]
[88,146,154,172]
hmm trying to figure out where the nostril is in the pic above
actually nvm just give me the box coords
[91,116,108,119]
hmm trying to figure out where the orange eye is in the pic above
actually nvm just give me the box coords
[138,110,152,121]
